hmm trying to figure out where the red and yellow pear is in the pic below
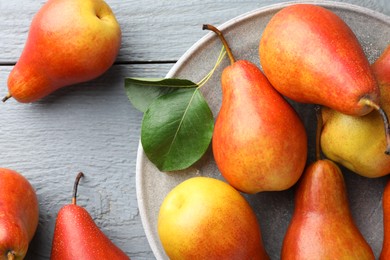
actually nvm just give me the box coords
[380,178,390,259]
[50,172,129,260]
[372,44,390,86]
[204,24,307,194]
[0,168,39,260]
[5,0,121,103]
[259,4,390,153]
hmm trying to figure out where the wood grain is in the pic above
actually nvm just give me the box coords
[0,0,389,259]
[1,0,389,63]
[0,64,171,259]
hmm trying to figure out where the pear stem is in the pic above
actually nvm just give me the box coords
[2,93,12,103]
[72,172,84,205]
[7,251,15,260]
[362,99,390,155]
[202,24,235,65]
[314,105,323,161]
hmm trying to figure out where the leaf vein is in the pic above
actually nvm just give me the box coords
[166,89,199,157]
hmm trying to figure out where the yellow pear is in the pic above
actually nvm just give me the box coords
[320,45,390,178]
[158,177,269,259]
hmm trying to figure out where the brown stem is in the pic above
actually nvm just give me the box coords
[7,251,15,260]
[362,98,390,155]
[72,172,84,205]
[2,93,12,102]
[314,105,323,161]
[202,24,235,65]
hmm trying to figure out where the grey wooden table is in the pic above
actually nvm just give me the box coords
[0,0,389,259]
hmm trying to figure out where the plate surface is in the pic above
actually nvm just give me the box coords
[136,1,390,259]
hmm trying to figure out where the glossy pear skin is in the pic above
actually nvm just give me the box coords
[281,160,374,260]
[7,0,121,103]
[380,179,390,259]
[51,204,129,260]
[158,177,269,259]
[212,60,307,194]
[0,168,39,260]
[320,45,390,178]
[259,4,378,116]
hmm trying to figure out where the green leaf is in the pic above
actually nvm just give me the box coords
[141,88,214,171]
[124,78,197,112]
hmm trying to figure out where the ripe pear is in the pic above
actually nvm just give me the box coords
[259,4,380,117]
[373,44,390,87]
[380,179,390,259]
[0,168,39,260]
[158,177,269,259]
[204,24,307,194]
[320,45,390,178]
[50,172,130,260]
[5,0,121,103]
[281,159,374,259]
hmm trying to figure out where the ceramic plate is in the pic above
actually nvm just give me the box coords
[136,1,390,259]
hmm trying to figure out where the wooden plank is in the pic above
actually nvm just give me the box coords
[1,1,390,259]
[1,0,389,63]
[0,63,172,259]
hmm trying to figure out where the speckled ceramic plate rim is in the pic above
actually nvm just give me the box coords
[136,1,390,259]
